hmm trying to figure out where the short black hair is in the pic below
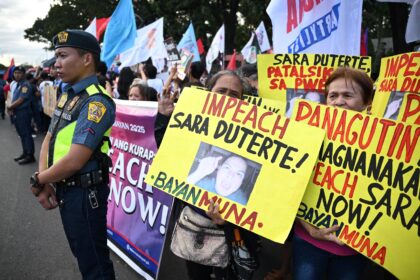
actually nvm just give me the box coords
[76,49,100,71]
[190,61,205,79]
[97,61,108,76]
[144,64,157,79]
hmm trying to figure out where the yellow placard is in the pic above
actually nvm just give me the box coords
[145,87,325,243]
[371,52,420,125]
[242,95,285,115]
[257,53,371,117]
[292,100,420,280]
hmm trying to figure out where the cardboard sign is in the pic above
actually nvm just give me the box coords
[146,87,325,243]
[292,100,420,280]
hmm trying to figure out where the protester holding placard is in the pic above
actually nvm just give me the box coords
[293,67,374,280]
[155,70,260,279]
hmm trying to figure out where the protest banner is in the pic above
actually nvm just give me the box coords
[291,100,420,280]
[257,53,371,116]
[42,84,57,117]
[266,0,363,55]
[145,87,325,243]
[371,52,420,125]
[106,100,174,280]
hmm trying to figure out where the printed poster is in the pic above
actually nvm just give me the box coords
[292,100,420,280]
[107,100,174,280]
[257,53,371,116]
[371,52,420,125]
[146,87,325,243]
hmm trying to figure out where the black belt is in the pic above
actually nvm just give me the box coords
[55,170,106,188]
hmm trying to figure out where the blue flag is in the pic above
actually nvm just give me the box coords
[101,0,136,68]
[177,22,200,62]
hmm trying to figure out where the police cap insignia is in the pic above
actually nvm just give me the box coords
[53,29,101,55]
[57,31,68,43]
[87,102,106,123]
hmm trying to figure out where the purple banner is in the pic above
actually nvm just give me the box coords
[106,101,174,279]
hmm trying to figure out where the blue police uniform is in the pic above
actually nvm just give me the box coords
[48,75,116,279]
[12,79,35,162]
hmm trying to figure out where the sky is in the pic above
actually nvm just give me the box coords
[0,0,55,66]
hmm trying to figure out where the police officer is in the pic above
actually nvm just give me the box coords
[7,66,36,164]
[29,30,116,279]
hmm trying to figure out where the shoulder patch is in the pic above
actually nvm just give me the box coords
[88,101,106,123]
[57,93,68,108]
[21,86,28,94]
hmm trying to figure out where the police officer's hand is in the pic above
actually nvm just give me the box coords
[6,107,13,116]
[37,184,58,210]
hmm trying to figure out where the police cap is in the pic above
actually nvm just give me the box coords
[13,66,26,73]
[53,30,100,55]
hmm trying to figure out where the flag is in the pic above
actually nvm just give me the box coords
[119,18,166,68]
[267,0,363,55]
[101,0,137,68]
[255,21,271,52]
[377,0,419,43]
[177,22,201,62]
[3,58,15,81]
[360,28,368,56]
[197,38,205,55]
[85,18,97,38]
[206,24,225,73]
[226,49,237,70]
[241,32,261,64]
[86,17,110,41]
[96,17,110,40]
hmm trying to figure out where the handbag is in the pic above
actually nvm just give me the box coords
[170,206,230,268]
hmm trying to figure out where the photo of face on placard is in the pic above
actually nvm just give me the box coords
[186,142,261,206]
[285,88,325,117]
[383,91,407,120]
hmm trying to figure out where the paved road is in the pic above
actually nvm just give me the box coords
[0,117,391,280]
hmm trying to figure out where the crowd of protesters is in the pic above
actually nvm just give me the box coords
[2,38,399,279]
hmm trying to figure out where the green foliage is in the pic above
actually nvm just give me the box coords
[25,0,272,53]
[24,0,117,48]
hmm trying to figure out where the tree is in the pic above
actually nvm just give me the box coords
[25,0,271,54]
[24,0,117,47]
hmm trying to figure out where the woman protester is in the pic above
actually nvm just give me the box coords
[293,67,374,280]
[155,70,259,280]
[128,82,157,101]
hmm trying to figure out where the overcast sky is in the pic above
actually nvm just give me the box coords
[0,0,55,66]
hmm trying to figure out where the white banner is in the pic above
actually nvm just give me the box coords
[267,0,363,55]
[119,18,167,68]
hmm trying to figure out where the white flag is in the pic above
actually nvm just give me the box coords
[241,33,258,64]
[119,18,167,68]
[85,18,97,38]
[206,24,225,73]
[267,0,363,55]
[255,21,271,52]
